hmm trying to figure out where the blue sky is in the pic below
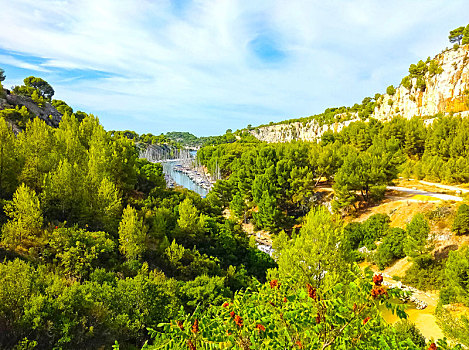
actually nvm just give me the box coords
[0,0,467,136]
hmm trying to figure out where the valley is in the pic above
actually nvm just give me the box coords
[0,18,469,350]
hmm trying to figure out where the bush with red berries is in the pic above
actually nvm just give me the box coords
[144,269,460,349]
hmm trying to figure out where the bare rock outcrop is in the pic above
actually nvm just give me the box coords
[0,89,62,128]
[251,45,469,143]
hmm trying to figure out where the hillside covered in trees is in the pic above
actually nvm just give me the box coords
[0,25,469,350]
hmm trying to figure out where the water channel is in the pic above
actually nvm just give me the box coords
[161,160,210,197]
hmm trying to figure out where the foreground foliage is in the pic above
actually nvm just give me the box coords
[147,272,458,350]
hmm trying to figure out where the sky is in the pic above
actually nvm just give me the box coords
[0,0,467,136]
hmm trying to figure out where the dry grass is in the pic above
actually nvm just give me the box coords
[354,199,436,228]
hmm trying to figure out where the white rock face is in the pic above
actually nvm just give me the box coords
[251,45,469,143]
[374,45,469,121]
[250,117,361,143]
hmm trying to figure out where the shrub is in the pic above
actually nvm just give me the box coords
[393,319,426,348]
[401,76,412,90]
[452,204,469,235]
[386,85,396,95]
[402,257,445,291]
[370,185,386,202]
[362,214,390,244]
[439,246,469,306]
[375,228,406,270]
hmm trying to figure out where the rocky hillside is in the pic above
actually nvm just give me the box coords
[0,88,62,133]
[250,45,469,143]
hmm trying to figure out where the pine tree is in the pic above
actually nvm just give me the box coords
[17,118,57,192]
[273,207,348,289]
[95,177,122,233]
[118,205,146,260]
[449,26,465,45]
[0,119,19,198]
[2,184,43,250]
[177,198,201,233]
[463,24,469,45]
[404,214,432,267]
[42,159,84,222]
[55,113,86,166]
[230,192,247,221]
[452,204,469,236]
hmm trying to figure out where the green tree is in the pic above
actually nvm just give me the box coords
[179,275,231,312]
[55,112,87,166]
[93,177,122,233]
[150,272,421,350]
[230,192,247,221]
[440,246,469,306]
[23,76,54,100]
[375,228,406,269]
[118,205,146,260]
[17,118,57,192]
[361,213,390,249]
[0,118,19,198]
[273,207,349,289]
[42,159,85,222]
[30,89,45,107]
[177,198,203,235]
[86,122,112,188]
[48,226,115,279]
[0,68,5,82]
[386,85,396,95]
[52,99,73,115]
[452,204,469,235]
[135,158,165,194]
[462,24,469,45]
[2,184,43,250]
[393,320,426,348]
[449,26,465,45]
[333,151,390,210]
[404,213,431,267]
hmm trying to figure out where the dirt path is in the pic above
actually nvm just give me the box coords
[418,180,469,193]
[387,186,463,201]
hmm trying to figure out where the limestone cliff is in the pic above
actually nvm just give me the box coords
[374,45,469,121]
[251,45,469,143]
[250,117,359,143]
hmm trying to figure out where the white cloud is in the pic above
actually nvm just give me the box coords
[0,54,50,72]
[0,0,467,135]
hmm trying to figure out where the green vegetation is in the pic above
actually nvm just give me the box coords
[375,227,406,270]
[463,25,469,45]
[165,131,202,147]
[452,204,469,235]
[149,271,425,349]
[1,26,469,348]
[449,26,466,45]
[400,57,443,91]
[12,76,55,102]
[436,246,469,347]
[404,214,432,265]
[110,129,179,146]
[146,207,449,349]
[0,72,275,349]
[198,114,469,232]
[440,246,469,306]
